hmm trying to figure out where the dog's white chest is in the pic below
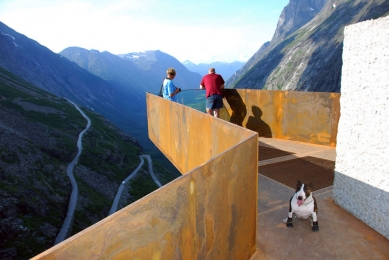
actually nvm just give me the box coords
[291,194,315,219]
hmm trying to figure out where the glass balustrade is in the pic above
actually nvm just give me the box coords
[150,89,206,113]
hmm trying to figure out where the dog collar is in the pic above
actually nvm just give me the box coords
[303,194,314,205]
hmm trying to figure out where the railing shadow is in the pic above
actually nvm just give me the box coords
[222,89,247,126]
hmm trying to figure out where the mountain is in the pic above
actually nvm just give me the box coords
[271,0,328,44]
[0,21,200,160]
[227,0,327,89]
[225,42,270,88]
[227,0,389,92]
[118,50,202,90]
[0,20,159,157]
[182,60,245,81]
[59,48,153,103]
[58,47,152,146]
[0,22,118,119]
[0,67,144,259]
[59,48,202,96]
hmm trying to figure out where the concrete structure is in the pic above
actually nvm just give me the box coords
[333,16,389,239]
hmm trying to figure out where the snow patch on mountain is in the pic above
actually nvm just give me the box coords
[121,52,147,61]
[1,32,15,40]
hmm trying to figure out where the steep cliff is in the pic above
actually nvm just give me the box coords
[271,0,328,44]
[228,0,389,92]
[227,0,327,88]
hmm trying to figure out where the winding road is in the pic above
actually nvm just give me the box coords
[55,100,91,245]
[108,154,162,215]
[54,100,162,243]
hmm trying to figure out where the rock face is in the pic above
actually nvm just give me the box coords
[227,41,270,87]
[271,0,328,44]
[227,0,389,92]
[226,0,327,88]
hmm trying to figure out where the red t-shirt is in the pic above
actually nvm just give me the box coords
[200,73,225,98]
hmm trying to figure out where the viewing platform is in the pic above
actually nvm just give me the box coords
[32,89,389,259]
[32,18,389,259]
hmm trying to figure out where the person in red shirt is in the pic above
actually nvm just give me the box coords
[199,68,225,118]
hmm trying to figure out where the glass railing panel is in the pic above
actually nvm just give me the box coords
[149,89,206,113]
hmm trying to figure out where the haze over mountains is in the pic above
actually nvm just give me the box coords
[1,0,389,258]
[182,60,245,80]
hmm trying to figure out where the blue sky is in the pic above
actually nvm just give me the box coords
[0,0,289,64]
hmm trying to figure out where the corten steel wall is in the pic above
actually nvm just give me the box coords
[148,93,258,174]
[220,89,340,147]
[32,94,258,259]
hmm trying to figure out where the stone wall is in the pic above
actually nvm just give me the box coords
[333,16,389,239]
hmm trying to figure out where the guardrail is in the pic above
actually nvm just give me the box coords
[220,89,340,147]
[32,93,258,259]
[155,89,340,147]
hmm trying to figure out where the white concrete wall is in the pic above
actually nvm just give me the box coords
[333,16,389,239]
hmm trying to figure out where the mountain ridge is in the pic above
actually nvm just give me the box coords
[227,0,389,92]
[0,22,116,114]
[182,60,244,81]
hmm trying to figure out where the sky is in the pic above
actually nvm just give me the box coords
[0,0,289,64]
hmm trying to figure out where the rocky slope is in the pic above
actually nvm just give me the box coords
[227,0,389,92]
[271,0,328,44]
[227,0,327,88]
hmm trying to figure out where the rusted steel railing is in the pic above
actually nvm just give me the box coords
[32,93,258,259]
[162,89,340,146]
[221,89,340,147]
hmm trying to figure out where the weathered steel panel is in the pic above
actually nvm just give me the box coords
[33,93,258,259]
[148,94,256,174]
[221,89,340,146]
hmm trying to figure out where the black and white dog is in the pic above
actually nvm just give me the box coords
[285,180,319,232]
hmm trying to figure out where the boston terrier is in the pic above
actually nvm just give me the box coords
[285,180,319,232]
